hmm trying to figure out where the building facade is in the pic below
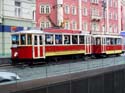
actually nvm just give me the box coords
[0,0,36,57]
[121,0,125,31]
[36,0,122,35]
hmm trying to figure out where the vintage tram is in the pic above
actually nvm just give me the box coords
[11,28,123,64]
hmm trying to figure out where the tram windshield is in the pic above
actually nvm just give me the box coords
[12,35,19,45]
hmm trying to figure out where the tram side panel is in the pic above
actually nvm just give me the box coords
[11,46,33,60]
[105,45,122,54]
[45,45,85,57]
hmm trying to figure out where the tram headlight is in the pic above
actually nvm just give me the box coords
[14,52,18,57]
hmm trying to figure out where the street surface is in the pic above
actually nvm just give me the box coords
[0,55,125,84]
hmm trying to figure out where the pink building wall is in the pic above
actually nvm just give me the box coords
[36,0,57,27]
[36,0,121,35]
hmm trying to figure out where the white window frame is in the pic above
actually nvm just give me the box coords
[72,21,77,30]
[83,22,88,31]
[15,1,21,17]
[40,5,51,14]
[65,21,70,29]
[65,5,70,14]
[72,6,77,15]
[40,21,51,29]
[83,7,88,16]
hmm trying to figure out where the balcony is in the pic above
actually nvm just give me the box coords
[91,15,101,21]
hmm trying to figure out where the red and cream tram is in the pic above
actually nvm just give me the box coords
[11,28,123,64]
[92,35,123,57]
[11,28,92,64]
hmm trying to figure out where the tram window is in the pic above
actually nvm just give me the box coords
[21,34,26,45]
[34,36,37,45]
[117,38,121,44]
[110,38,114,44]
[79,35,84,44]
[102,38,106,44]
[12,35,19,45]
[64,35,70,44]
[72,35,78,44]
[39,36,42,45]
[55,35,62,44]
[96,38,101,45]
[114,38,117,45]
[45,34,53,44]
[106,38,110,45]
[27,34,32,45]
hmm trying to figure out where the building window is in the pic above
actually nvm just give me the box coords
[91,0,99,4]
[32,10,35,20]
[109,12,112,19]
[72,6,77,15]
[83,7,88,16]
[91,8,99,16]
[15,1,21,17]
[109,25,113,32]
[114,1,117,7]
[82,0,87,2]
[72,21,77,30]
[114,13,117,20]
[41,21,51,29]
[109,0,113,7]
[65,5,70,14]
[102,25,105,32]
[40,5,51,14]
[83,22,88,31]
[46,5,50,14]
[114,25,117,33]
[65,21,70,29]
[91,22,99,31]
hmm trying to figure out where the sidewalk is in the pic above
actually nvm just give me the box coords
[0,55,11,64]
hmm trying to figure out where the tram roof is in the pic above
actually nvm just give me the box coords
[11,29,44,34]
[92,35,122,38]
[11,29,90,35]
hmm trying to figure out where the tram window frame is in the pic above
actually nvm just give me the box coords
[27,34,32,45]
[72,35,78,44]
[64,35,70,44]
[45,34,54,45]
[79,35,84,44]
[20,34,26,45]
[12,34,19,45]
[55,35,62,44]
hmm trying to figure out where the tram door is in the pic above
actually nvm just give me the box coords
[33,35,45,59]
[85,36,91,54]
[102,37,106,53]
